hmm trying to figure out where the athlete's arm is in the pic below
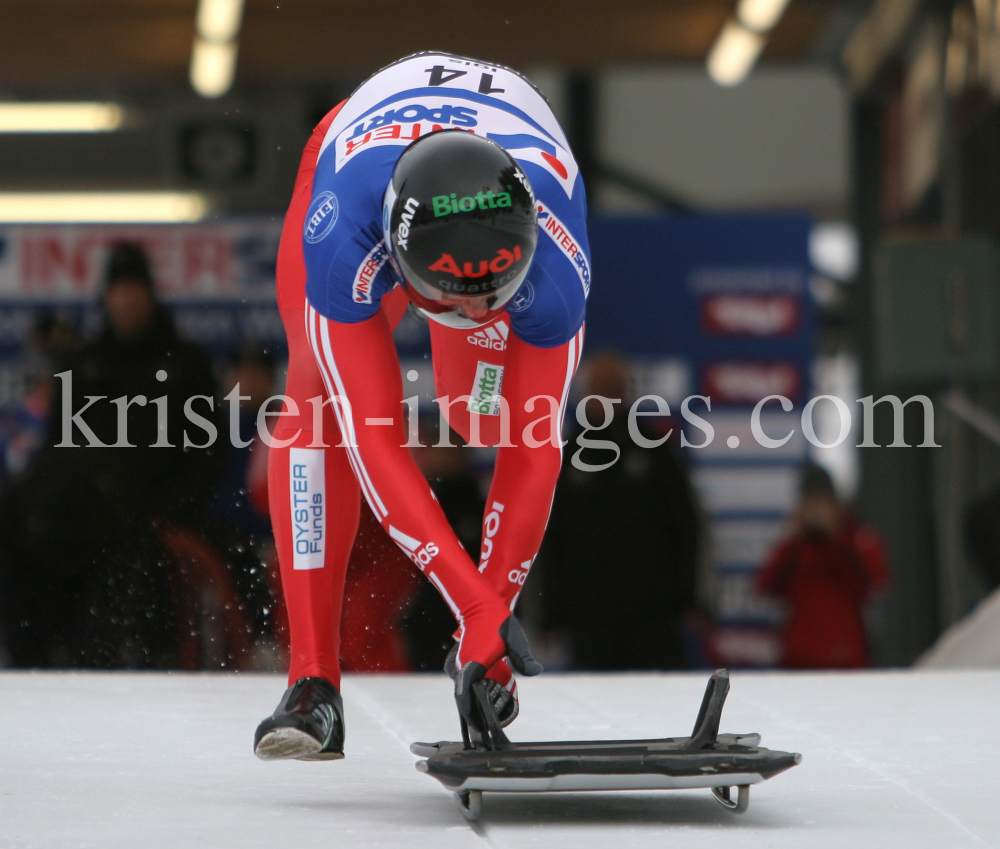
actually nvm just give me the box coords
[477,326,583,608]
[304,301,519,672]
[477,179,590,607]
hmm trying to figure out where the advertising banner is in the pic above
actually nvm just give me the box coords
[587,214,815,666]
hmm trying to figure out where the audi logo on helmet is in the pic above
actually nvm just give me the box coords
[428,245,523,278]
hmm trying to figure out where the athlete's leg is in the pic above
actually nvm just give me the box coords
[268,304,359,688]
[268,98,359,688]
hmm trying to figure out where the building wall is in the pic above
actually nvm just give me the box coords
[595,68,850,214]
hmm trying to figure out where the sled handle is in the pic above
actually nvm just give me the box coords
[460,680,514,752]
[683,669,730,751]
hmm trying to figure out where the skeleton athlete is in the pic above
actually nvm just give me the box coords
[254,51,590,760]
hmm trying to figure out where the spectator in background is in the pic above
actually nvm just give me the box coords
[0,312,80,487]
[0,242,223,668]
[0,374,50,487]
[757,463,888,669]
[211,345,276,537]
[533,351,702,670]
[0,312,81,665]
[59,242,222,519]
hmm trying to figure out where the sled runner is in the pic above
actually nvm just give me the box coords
[411,669,801,821]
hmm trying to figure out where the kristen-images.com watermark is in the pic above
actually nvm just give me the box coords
[52,370,939,473]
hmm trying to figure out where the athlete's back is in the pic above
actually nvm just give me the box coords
[304,52,590,348]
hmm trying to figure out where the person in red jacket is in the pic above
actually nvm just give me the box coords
[756,464,888,669]
[252,53,588,761]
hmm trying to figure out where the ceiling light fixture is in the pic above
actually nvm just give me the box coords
[0,192,209,223]
[190,0,245,99]
[0,102,123,133]
[708,0,793,87]
[736,0,792,33]
[707,21,767,87]
[197,0,245,43]
[190,38,239,99]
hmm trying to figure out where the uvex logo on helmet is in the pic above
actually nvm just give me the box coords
[429,245,523,279]
[395,197,419,251]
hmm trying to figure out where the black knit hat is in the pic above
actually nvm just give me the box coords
[104,242,154,289]
[800,463,836,499]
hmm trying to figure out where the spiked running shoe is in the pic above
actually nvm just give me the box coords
[253,677,345,761]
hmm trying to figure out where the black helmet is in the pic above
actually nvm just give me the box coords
[383,130,537,319]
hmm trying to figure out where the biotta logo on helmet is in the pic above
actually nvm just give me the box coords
[432,191,512,217]
[395,197,419,251]
[304,192,339,244]
[468,362,504,416]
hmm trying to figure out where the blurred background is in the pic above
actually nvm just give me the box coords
[1,0,999,673]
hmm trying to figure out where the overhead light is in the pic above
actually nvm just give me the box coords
[190,38,239,99]
[0,192,208,223]
[810,222,859,282]
[736,0,792,33]
[190,0,244,98]
[196,0,245,43]
[707,21,766,87]
[0,102,123,133]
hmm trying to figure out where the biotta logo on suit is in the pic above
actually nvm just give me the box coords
[468,361,505,415]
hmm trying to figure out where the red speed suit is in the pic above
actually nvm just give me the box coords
[268,53,589,695]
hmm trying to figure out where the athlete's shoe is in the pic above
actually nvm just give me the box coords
[253,677,345,761]
[445,644,519,727]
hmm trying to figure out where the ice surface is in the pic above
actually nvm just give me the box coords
[2,670,998,848]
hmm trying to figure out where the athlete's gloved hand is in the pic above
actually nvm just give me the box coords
[446,648,520,726]
[452,613,541,727]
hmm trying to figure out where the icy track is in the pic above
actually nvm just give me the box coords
[2,670,999,848]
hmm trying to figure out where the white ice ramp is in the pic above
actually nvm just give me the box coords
[1,670,999,848]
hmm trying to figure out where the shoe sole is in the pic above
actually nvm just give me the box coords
[254,727,343,762]
[297,750,345,761]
